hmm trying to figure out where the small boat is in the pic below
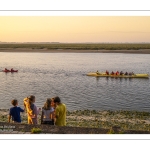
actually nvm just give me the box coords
[2,70,18,73]
[87,72,149,78]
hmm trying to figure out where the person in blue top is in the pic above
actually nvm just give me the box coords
[8,99,24,123]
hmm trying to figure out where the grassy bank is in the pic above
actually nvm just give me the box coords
[1,109,150,132]
[1,43,150,50]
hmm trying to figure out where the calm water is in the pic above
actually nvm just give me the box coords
[0,52,150,112]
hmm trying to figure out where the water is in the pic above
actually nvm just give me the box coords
[0,52,150,112]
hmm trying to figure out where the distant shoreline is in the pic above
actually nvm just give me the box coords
[0,48,150,54]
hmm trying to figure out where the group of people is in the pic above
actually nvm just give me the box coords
[8,95,66,126]
[106,70,134,76]
[4,68,15,72]
[96,70,134,76]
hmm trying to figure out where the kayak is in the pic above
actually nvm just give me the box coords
[2,70,18,73]
[87,72,149,78]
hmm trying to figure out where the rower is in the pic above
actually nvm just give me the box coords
[120,71,123,75]
[11,68,14,72]
[111,71,115,75]
[115,71,119,75]
[5,68,8,71]
[96,70,100,75]
[106,70,109,75]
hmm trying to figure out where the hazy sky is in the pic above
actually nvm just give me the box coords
[0,16,150,43]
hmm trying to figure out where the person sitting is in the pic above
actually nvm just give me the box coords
[129,72,132,76]
[96,70,100,75]
[5,68,8,71]
[111,71,114,75]
[106,70,109,75]
[124,72,128,75]
[120,71,124,75]
[11,68,14,72]
[115,71,119,75]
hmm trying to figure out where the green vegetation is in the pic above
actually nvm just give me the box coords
[1,109,150,132]
[0,43,150,50]
[31,127,42,134]
[107,129,116,134]
[66,110,150,131]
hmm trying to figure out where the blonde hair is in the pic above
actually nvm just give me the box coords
[23,95,35,115]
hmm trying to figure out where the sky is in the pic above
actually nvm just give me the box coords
[0,16,150,43]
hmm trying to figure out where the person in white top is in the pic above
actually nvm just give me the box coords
[41,98,55,125]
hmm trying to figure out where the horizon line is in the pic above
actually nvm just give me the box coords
[0,42,150,44]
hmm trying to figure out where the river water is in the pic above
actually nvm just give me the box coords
[0,52,150,112]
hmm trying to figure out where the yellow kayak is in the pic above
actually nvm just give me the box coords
[87,72,149,78]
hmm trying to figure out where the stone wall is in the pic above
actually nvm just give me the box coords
[0,122,150,134]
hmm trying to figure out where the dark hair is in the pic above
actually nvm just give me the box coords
[43,98,51,110]
[54,96,61,103]
[11,99,18,106]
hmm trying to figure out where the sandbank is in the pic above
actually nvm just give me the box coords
[0,48,150,54]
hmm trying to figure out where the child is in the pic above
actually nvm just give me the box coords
[8,99,24,123]
[41,98,55,125]
[24,95,40,124]
[53,96,66,126]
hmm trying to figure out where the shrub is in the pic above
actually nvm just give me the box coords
[31,128,42,134]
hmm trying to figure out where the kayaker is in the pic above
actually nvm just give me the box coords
[120,71,124,75]
[11,68,14,72]
[5,68,9,71]
[115,71,119,75]
[129,72,132,76]
[96,70,100,75]
[106,70,109,75]
[111,71,114,75]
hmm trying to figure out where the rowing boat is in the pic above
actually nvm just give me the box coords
[2,70,18,73]
[87,72,149,78]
